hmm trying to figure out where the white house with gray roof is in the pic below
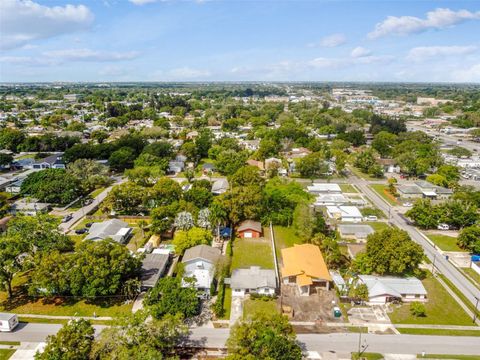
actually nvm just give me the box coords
[228,266,276,297]
[85,219,132,244]
[182,245,221,291]
[358,275,427,304]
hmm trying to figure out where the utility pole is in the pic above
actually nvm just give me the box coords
[473,296,479,324]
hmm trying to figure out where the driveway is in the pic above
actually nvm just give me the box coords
[348,306,390,324]
[229,296,243,325]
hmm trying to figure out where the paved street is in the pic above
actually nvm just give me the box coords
[2,323,480,355]
[349,174,480,314]
[407,123,479,152]
[58,177,125,232]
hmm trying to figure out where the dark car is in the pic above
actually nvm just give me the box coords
[75,228,88,235]
[83,198,94,205]
[85,222,94,228]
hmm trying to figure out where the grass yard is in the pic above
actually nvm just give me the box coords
[0,349,15,360]
[231,237,274,270]
[351,353,383,360]
[243,298,278,319]
[417,354,480,360]
[438,274,479,316]
[272,226,303,260]
[463,268,480,288]
[398,328,480,337]
[361,221,391,232]
[89,187,107,198]
[339,184,358,193]
[389,273,473,326]
[220,288,232,320]
[370,184,398,205]
[427,234,464,252]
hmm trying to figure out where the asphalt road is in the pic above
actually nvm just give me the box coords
[350,175,480,313]
[2,323,480,355]
[407,124,479,152]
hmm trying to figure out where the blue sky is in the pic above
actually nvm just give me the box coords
[1,0,480,82]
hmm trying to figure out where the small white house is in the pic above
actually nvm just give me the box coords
[182,245,221,292]
[0,313,18,332]
[229,266,276,297]
[85,219,132,243]
[358,275,427,304]
[307,183,342,195]
[326,206,363,223]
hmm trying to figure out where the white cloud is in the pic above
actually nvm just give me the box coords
[0,0,94,50]
[368,8,480,39]
[407,45,478,61]
[309,33,346,48]
[43,48,139,62]
[351,46,372,58]
[452,63,480,82]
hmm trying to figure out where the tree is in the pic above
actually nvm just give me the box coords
[125,166,164,187]
[230,166,264,187]
[0,153,13,167]
[296,152,329,178]
[354,149,378,175]
[292,202,314,242]
[151,177,182,207]
[354,228,424,276]
[448,146,472,158]
[67,158,110,193]
[0,128,25,152]
[371,131,398,157]
[36,319,94,360]
[103,181,146,214]
[0,192,10,217]
[144,277,200,319]
[437,164,460,184]
[108,147,137,171]
[410,302,426,317]
[426,174,448,188]
[91,311,187,360]
[348,283,368,301]
[457,226,480,253]
[442,200,478,229]
[215,150,249,176]
[405,199,439,229]
[226,313,302,360]
[172,227,212,254]
[21,168,82,205]
[151,203,178,235]
[0,235,27,298]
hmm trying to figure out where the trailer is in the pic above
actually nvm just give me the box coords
[0,313,19,332]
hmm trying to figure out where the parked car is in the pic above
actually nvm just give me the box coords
[83,198,93,205]
[85,222,93,228]
[403,202,413,207]
[437,223,450,230]
[62,214,73,223]
[364,215,378,221]
[75,228,88,234]
[0,313,18,332]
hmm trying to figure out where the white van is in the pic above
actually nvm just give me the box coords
[437,223,450,231]
[0,313,18,332]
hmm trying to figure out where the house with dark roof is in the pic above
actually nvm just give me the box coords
[237,220,263,238]
[31,154,65,170]
[140,253,170,290]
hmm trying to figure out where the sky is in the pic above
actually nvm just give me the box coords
[1,0,480,82]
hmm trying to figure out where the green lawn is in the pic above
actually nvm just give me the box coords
[351,353,383,360]
[389,273,474,326]
[231,238,274,270]
[417,354,480,360]
[427,234,464,252]
[399,328,480,337]
[363,221,391,232]
[0,349,15,360]
[339,184,358,193]
[89,187,106,198]
[273,226,303,260]
[438,274,479,317]
[243,298,278,319]
[220,287,232,320]
[463,268,480,288]
[370,184,398,205]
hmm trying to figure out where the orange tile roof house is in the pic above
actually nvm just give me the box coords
[281,244,332,296]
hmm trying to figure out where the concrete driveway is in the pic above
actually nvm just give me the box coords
[348,306,390,324]
[229,296,243,325]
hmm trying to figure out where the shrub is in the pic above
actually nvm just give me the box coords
[410,301,426,317]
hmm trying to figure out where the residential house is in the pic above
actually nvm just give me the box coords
[338,224,374,241]
[181,245,221,292]
[314,194,349,207]
[241,140,260,151]
[378,158,400,173]
[237,220,262,238]
[85,219,132,243]
[357,275,427,304]
[229,266,276,297]
[31,154,65,170]
[140,253,171,290]
[307,183,342,195]
[281,244,332,296]
[246,159,265,172]
[10,199,50,216]
[211,178,229,195]
[397,180,453,200]
[168,160,185,175]
[202,163,216,174]
[326,206,363,223]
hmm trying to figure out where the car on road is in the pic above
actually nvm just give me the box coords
[62,214,73,223]
[75,228,88,235]
[403,202,413,207]
[83,198,94,205]
[0,313,18,332]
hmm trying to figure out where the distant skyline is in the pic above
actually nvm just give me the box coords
[1,0,480,83]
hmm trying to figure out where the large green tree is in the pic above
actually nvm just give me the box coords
[226,313,302,360]
[457,226,480,253]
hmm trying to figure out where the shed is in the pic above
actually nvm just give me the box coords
[237,220,262,238]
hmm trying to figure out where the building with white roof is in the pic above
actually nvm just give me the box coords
[85,219,132,243]
[358,275,427,304]
[307,183,342,194]
[228,266,276,297]
[326,206,363,223]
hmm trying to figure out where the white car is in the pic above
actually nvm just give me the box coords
[403,202,413,207]
[437,223,450,230]
[364,215,378,221]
